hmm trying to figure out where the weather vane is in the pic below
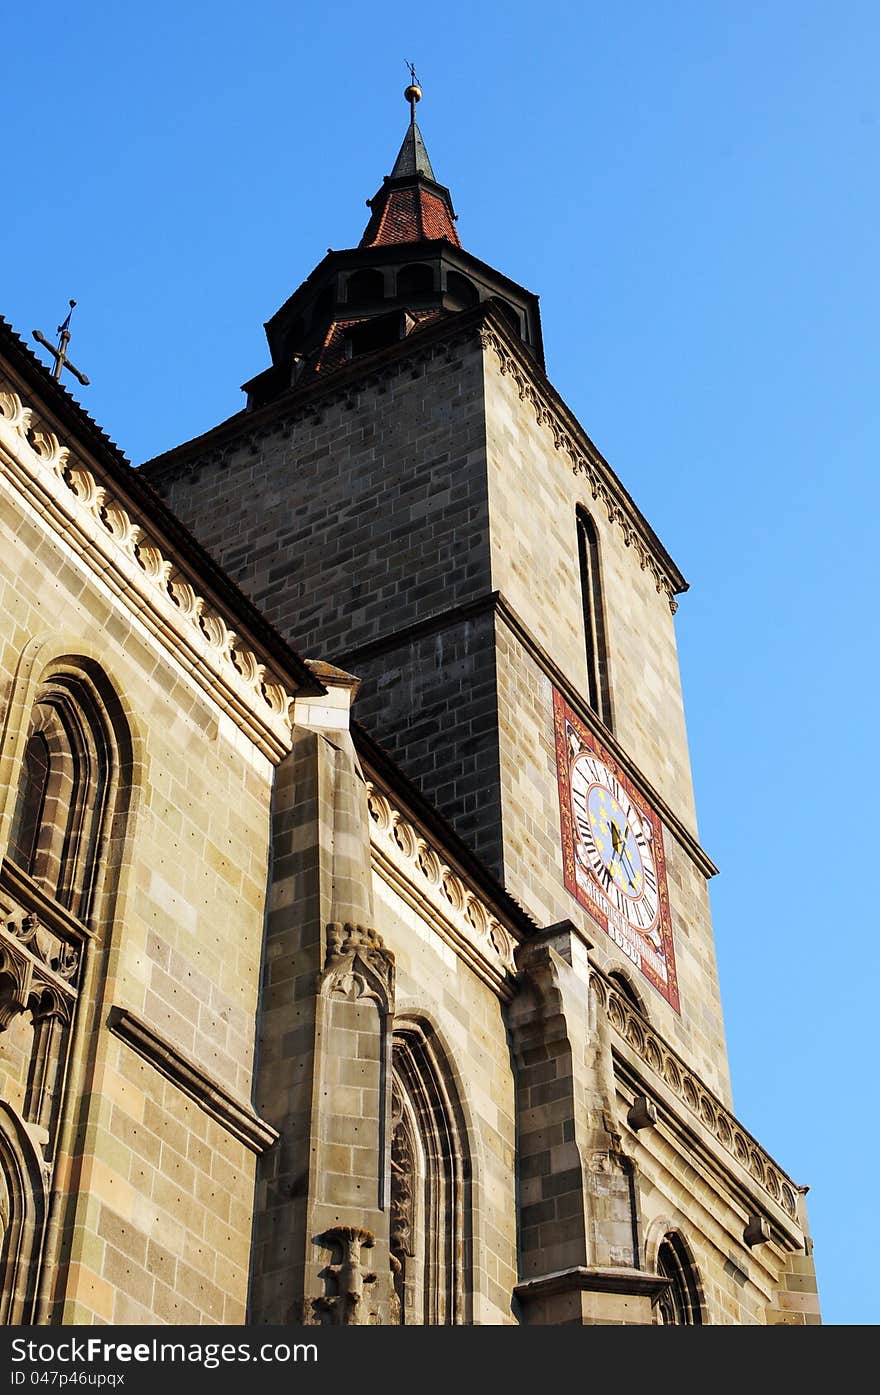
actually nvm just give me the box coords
[33,300,90,387]
[404,60,422,122]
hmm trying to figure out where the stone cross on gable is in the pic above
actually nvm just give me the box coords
[33,300,90,387]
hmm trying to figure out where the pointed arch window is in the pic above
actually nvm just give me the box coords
[7,669,119,924]
[8,733,50,875]
[2,659,131,1320]
[656,1231,703,1324]
[576,507,613,729]
[389,1022,471,1325]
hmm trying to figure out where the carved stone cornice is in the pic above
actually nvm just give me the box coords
[107,1006,278,1154]
[320,923,395,1012]
[477,321,684,613]
[591,967,802,1229]
[0,380,299,761]
[364,779,519,998]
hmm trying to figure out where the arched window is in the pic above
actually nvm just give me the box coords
[2,659,131,1322]
[656,1231,703,1324]
[389,1021,471,1325]
[445,272,479,311]
[8,733,50,874]
[489,296,521,335]
[576,507,613,728]
[7,666,125,924]
[1,658,131,1322]
[397,263,434,298]
[346,269,385,307]
[0,1103,48,1324]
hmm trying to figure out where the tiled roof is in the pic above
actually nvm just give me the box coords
[361,185,460,249]
[311,310,448,377]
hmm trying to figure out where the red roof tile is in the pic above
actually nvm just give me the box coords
[361,186,460,249]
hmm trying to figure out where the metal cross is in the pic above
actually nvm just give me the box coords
[33,300,90,387]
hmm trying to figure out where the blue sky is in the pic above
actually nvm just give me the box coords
[4,1,877,1325]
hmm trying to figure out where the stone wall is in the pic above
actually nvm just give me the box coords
[481,341,731,1102]
[155,338,490,659]
[0,382,279,1323]
[482,330,697,830]
[152,334,503,868]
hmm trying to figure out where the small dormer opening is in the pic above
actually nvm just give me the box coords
[445,271,479,311]
[345,310,415,361]
[490,296,522,335]
[346,268,386,307]
[397,263,434,298]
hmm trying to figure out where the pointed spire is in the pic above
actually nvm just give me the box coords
[390,72,436,180]
[360,72,460,250]
[389,119,436,181]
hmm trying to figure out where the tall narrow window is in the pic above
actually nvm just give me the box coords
[656,1231,703,1324]
[8,733,50,873]
[2,660,131,1322]
[576,508,612,728]
[389,1021,471,1325]
[7,671,116,923]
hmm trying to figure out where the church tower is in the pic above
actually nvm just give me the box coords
[144,82,722,1095]
[141,84,820,1323]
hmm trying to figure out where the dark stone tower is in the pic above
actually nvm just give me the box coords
[141,85,730,1092]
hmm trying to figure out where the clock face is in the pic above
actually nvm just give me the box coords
[553,689,680,1012]
[570,752,660,937]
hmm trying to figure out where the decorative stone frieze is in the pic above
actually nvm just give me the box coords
[364,780,519,995]
[0,379,299,759]
[591,969,800,1220]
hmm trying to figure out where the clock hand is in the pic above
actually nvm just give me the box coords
[606,822,628,881]
[616,833,643,893]
[603,833,622,884]
[619,849,640,892]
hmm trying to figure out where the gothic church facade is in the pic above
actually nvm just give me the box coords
[0,89,820,1325]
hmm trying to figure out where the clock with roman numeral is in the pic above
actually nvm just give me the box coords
[553,688,680,1011]
[569,751,660,936]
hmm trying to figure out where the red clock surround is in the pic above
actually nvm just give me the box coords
[553,689,680,1012]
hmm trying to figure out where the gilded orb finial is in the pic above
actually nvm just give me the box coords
[404,62,422,122]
